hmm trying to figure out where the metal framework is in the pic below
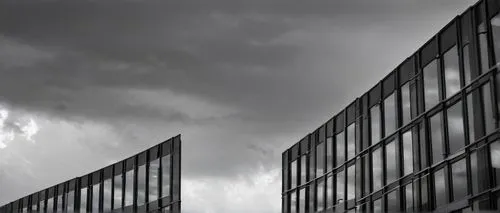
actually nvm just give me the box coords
[282,0,500,212]
[0,135,182,213]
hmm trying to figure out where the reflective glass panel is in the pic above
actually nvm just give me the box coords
[125,170,134,206]
[403,130,413,176]
[373,198,382,213]
[40,194,46,213]
[371,105,381,144]
[290,191,297,213]
[161,155,171,198]
[433,169,446,207]
[447,101,465,154]
[347,123,356,160]
[443,46,460,98]
[490,141,500,187]
[336,170,345,204]
[299,188,306,213]
[56,195,62,213]
[317,179,325,211]
[479,32,490,73]
[149,159,159,202]
[327,137,333,172]
[463,45,472,85]
[387,189,399,212]
[372,148,383,191]
[467,93,476,143]
[421,175,429,209]
[384,93,396,137]
[80,188,87,212]
[47,198,53,213]
[430,113,444,164]
[66,190,74,213]
[300,155,307,185]
[103,179,112,212]
[347,165,355,202]
[471,151,479,194]
[363,154,370,196]
[336,131,345,166]
[482,83,495,135]
[492,13,500,66]
[327,174,334,208]
[309,184,315,212]
[423,60,440,110]
[316,142,325,176]
[386,139,397,184]
[451,159,467,201]
[401,82,411,126]
[405,184,413,212]
[92,184,99,212]
[291,160,297,189]
[113,174,122,209]
[137,164,146,206]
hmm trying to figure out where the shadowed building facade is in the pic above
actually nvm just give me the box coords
[282,0,500,212]
[0,135,181,213]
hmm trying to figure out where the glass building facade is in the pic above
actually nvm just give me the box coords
[0,135,181,213]
[282,0,500,212]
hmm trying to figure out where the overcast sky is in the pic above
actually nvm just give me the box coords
[0,0,478,212]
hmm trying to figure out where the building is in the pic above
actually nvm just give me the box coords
[0,135,181,213]
[282,0,500,212]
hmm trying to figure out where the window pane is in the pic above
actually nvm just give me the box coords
[327,137,333,172]
[290,191,297,213]
[299,188,306,213]
[300,155,307,185]
[492,14,500,66]
[161,155,171,198]
[451,159,467,201]
[347,165,355,202]
[113,175,122,209]
[309,152,315,180]
[447,101,465,154]
[80,188,87,212]
[401,83,411,126]
[125,170,134,206]
[405,184,413,212]
[291,160,297,189]
[384,93,396,136]
[363,155,370,196]
[336,171,345,204]
[387,189,399,212]
[316,142,325,176]
[443,46,460,98]
[467,93,476,143]
[463,45,472,85]
[92,184,99,212]
[47,198,53,213]
[430,113,444,164]
[336,131,345,166]
[317,179,325,211]
[470,151,479,194]
[309,184,315,212]
[479,33,490,73]
[66,190,74,213]
[149,159,159,202]
[372,148,383,192]
[482,83,495,135]
[418,123,428,169]
[137,164,146,206]
[371,105,381,144]
[403,131,413,176]
[433,169,446,207]
[490,141,500,187]
[423,60,440,110]
[373,198,382,213]
[327,175,334,208]
[103,179,111,212]
[386,139,398,184]
[57,194,62,213]
[347,123,356,160]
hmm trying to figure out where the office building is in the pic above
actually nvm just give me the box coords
[282,0,500,212]
[0,135,181,213]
